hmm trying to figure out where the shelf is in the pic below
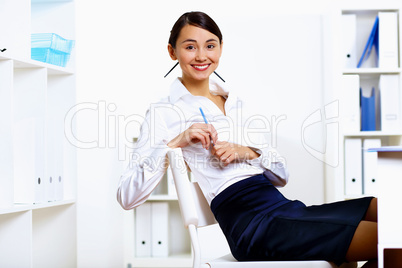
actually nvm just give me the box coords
[0,54,74,75]
[344,131,402,137]
[342,7,400,13]
[133,253,192,267]
[0,0,77,266]
[324,4,402,204]
[0,199,76,215]
[343,68,401,74]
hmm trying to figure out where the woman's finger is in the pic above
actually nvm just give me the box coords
[219,151,230,162]
[194,129,213,149]
[190,131,208,148]
[208,124,218,145]
[221,152,235,166]
[194,123,217,146]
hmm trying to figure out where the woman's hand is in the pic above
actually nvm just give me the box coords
[211,141,260,166]
[167,123,218,149]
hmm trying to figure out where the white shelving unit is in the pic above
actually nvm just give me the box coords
[0,0,76,267]
[323,3,402,202]
[124,174,193,268]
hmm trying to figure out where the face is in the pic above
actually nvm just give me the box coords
[168,24,222,82]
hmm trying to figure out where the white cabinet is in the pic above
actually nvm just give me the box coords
[0,0,76,266]
[323,3,402,202]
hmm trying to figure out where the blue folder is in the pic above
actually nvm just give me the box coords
[360,87,376,131]
[357,16,379,68]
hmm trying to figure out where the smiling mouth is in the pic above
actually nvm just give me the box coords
[192,64,210,71]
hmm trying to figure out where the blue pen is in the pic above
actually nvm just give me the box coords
[199,107,215,146]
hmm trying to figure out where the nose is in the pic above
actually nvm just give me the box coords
[195,48,207,61]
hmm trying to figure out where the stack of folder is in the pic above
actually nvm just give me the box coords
[341,74,401,132]
[344,138,381,196]
[341,11,401,132]
[31,33,75,67]
[13,117,65,204]
[342,12,399,69]
[135,202,169,257]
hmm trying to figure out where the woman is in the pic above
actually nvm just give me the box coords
[117,11,400,267]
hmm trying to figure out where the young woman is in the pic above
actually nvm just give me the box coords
[117,11,401,267]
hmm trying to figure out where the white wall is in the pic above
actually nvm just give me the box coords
[75,0,334,267]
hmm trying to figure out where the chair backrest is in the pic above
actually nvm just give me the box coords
[167,148,231,266]
[167,148,217,227]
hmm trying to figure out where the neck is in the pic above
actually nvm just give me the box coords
[181,75,211,97]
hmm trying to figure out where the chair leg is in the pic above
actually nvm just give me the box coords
[189,225,201,268]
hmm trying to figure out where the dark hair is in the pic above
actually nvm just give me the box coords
[168,11,223,48]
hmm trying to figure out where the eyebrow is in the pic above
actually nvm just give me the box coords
[181,38,219,44]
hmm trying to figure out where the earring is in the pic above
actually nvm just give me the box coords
[164,62,179,78]
[214,71,225,83]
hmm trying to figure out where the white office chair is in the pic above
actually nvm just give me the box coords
[167,148,357,268]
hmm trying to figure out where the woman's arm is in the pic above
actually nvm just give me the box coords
[246,145,289,187]
[116,107,170,210]
[117,109,219,210]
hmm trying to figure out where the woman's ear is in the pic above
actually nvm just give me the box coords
[167,44,177,60]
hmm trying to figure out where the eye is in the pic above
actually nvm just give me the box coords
[186,45,195,50]
[207,44,215,49]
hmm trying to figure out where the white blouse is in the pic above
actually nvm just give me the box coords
[117,78,289,210]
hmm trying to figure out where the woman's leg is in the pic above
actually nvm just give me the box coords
[364,198,377,222]
[345,221,378,263]
[344,198,378,263]
[347,199,402,267]
[358,198,379,267]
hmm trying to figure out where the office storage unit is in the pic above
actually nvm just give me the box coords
[323,3,402,202]
[0,0,77,267]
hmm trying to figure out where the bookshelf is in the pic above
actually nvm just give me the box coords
[323,3,402,202]
[0,0,76,267]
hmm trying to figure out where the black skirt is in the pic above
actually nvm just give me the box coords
[210,173,373,265]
